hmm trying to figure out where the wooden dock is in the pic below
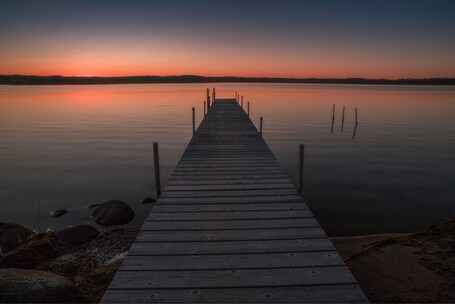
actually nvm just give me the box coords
[101,98,367,303]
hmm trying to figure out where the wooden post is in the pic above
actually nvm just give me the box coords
[213,88,216,102]
[341,106,345,132]
[241,96,243,108]
[192,107,195,135]
[298,144,304,194]
[153,142,161,197]
[247,102,250,117]
[260,116,263,135]
[204,101,206,116]
[331,104,335,134]
[355,107,358,124]
[207,96,211,112]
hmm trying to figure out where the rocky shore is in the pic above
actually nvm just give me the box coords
[0,199,145,303]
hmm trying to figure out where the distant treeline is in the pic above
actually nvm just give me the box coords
[1,75,454,85]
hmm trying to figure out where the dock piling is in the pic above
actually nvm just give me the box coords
[298,144,304,193]
[341,106,345,132]
[153,142,161,197]
[192,107,195,135]
[259,116,263,135]
[204,101,206,116]
[247,102,250,117]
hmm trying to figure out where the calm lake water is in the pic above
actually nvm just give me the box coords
[1,83,454,236]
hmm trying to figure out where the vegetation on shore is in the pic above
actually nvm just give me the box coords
[1,74,454,85]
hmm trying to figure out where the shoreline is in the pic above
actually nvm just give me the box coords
[1,75,454,86]
[1,218,453,303]
[331,219,455,303]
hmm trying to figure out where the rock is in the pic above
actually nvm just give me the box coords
[86,203,100,208]
[0,223,36,253]
[0,231,61,269]
[0,268,78,303]
[91,200,135,226]
[49,209,68,217]
[140,197,157,204]
[56,225,99,246]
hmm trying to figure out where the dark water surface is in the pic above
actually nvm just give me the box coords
[1,84,454,236]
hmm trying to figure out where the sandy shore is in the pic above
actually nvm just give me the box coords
[331,219,455,303]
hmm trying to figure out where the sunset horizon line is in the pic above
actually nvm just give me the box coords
[2,73,455,81]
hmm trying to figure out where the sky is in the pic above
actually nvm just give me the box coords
[0,0,454,78]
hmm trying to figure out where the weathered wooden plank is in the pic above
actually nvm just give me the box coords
[151,202,307,212]
[128,238,333,255]
[136,227,325,242]
[102,285,367,303]
[108,266,357,289]
[147,210,313,221]
[142,218,318,230]
[155,195,304,204]
[159,189,298,198]
[165,178,292,185]
[120,251,343,270]
[163,183,295,191]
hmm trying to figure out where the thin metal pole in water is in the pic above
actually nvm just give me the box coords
[153,142,161,197]
[260,116,263,135]
[341,105,345,132]
[298,144,304,194]
[192,107,195,135]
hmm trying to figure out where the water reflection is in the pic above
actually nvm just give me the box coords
[1,83,454,236]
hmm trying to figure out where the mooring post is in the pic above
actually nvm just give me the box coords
[153,142,161,197]
[207,96,211,112]
[341,105,345,132]
[355,107,358,124]
[192,107,195,135]
[213,88,216,102]
[298,144,304,194]
[204,101,206,116]
[247,102,250,117]
[331,104,335,134]
[260,116,263,135]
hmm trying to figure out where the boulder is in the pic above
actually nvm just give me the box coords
[56,225,99,246]
[140,197,157,204]
[50,209,68,217]
[0,268,78,303]
[0,223,36,253]
[91,200,135,226]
